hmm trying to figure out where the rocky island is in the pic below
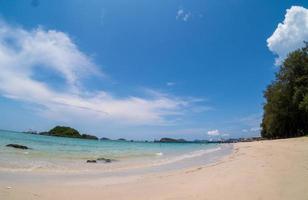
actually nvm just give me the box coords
[35,126,98,140]
[155,138,187,143]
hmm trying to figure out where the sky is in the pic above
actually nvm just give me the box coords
[0,0,307,140]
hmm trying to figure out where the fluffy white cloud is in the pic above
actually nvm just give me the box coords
[267,6,308,65]
[0,19,199,126]
[176,8,191,22]
[207,129,220,136]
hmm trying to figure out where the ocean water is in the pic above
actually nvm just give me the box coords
[0,130,231,173]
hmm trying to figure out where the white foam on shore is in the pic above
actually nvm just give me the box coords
[0,145,229,175]
[149,147,222,167]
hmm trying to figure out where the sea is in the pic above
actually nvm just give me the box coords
[0,129,232,175]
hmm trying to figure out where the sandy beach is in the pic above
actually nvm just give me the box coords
[1,2,308,200]
[1,137,308,200]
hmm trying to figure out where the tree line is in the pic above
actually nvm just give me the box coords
[261,43,308,138]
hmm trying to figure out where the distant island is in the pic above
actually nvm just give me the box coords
[117,138,127,141]
[25,126,98,140]
[100,137,111,141]
[23,127,266,143]
[154,137,264,144]
[155,138,187,143]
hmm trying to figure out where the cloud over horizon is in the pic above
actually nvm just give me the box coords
[0,19,203,126]
[207,129,220,136]
[267,6,308,65]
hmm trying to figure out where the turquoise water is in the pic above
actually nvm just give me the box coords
[0,130,227,172]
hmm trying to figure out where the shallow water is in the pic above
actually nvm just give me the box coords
[0,130,231,173]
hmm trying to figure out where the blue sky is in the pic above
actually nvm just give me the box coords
[0,0,307,140]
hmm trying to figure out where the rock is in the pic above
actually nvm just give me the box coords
[87,157,116,163]
[97,157,115,163]
[6,144,30,149]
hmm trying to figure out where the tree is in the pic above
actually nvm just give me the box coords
[47,126,99,140]
[261,43,308,138]
[49,126,81,138]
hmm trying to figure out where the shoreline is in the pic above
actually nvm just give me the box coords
[0,130,230,174]
[1,137,308,200]
[0,144,232,178]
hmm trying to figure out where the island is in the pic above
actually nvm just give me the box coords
[100,137,111,141]
[155,138,187,143]
[30,126,99,140]
[154,137,264,144]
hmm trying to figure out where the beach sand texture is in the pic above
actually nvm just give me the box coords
[1,137,307,200]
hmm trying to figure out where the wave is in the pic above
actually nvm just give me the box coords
[150,147,222,167]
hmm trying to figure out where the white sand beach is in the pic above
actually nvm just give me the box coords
[1,137,307,200]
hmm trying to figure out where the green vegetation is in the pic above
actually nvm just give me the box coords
[81,134,98,140]
[49,126,81,138]
[47,126,98,140]
[261,43,308,139]
[156,138,187,143]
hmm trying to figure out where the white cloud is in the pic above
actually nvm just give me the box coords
[0,19,201,126]
[176,8,191,22]
[183,13,191,22]
[250,127,261,132]
[207,129,220,136]
[166,82,176,87]
[267,6,308,65]
[242,127,260,133]
[242,129,248,133]
[176,9,184,18]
